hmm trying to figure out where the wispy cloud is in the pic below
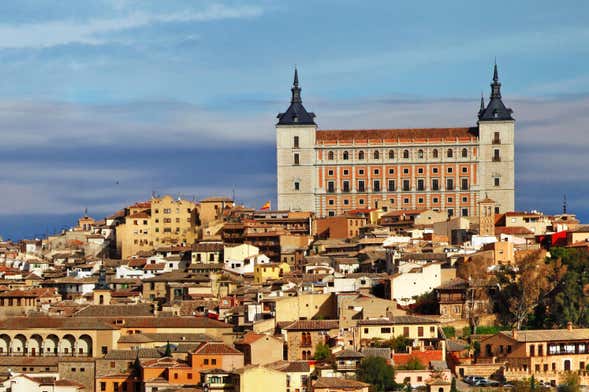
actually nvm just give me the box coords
[0,3,263,49]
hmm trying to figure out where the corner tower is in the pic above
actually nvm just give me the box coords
[276,68,317,211]
[477,63,515,213]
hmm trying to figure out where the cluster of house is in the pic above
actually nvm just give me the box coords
[0,194,589,391]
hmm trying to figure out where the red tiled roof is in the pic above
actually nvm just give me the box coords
[193,342,242,355]
[393,350,444,366]
[495,226,534,236]
[283,320,339,331]
[316,127,477,142]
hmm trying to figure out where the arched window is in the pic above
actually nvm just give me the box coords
[388,150,395,159]
[374,150,380,160]
[343,151,349,160]
[358,151,365,160]
[432,149,439,158]
[418,149,424,159]
[403,150,409,159]
[462,148,468,158]
[447,149,453,158]
[327,151,334,160]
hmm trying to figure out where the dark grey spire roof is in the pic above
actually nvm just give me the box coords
[277,68,316,125]
[94,265,111,291]
[478,63,514,121]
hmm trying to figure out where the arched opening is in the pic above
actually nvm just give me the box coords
[328,151,334,160]
[342,151,349,160]
[61,335,76,356]
[418,149,424,159]
[78,335,93,356]
[358,151,364,160]
[45,334,59,356]
[462,148,468,158]
[0,334,10,355]
[373,150,379,160]
[432,149,439,158]
[447,149,453,158]
[12,334,26,355]
[388,150,394,159]
[403,150,409,159]
[28,334,43,356]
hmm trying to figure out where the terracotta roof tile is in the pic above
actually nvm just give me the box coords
[316,127,477,142]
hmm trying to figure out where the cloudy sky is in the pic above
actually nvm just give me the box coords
[0,0,588,239]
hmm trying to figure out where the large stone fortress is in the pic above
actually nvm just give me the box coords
[276,65,515,218]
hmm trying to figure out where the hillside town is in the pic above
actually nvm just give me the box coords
[0,192,587,392]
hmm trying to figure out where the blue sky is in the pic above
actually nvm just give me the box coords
[0,0,588,239]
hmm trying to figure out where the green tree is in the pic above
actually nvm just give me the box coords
[412,291,438,314]
[559,371,580,392]
[473,341,481,362]
[399,356,425,370]
[164,340,172,357]
[450,378,458,392]
[530,375,536,391]
[357,356,395,392]
[313,342,331,362]
[374,335,411,353]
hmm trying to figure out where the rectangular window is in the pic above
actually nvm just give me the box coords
[417,179,424,191]
[432,179,439,191]
[294,182,300,191]
[294,153,300,165]
[381,327,391,333]
[462,208,469,217]
[493,132,501,144]
[358,180,365,192]
[373,180,380,192]
[493,149,500,161]
[402,180,410,191]
[204,359,209,365]
[211,359,217,365]
[448,208,454,217]
[343,181,350,192]
[293,136,299,148]
[494,177,500,187]
[418,326,424,337]
[327,181,335,193]
[388,180,396,191]
[446,178,454,190]
[461,178,469,190]
[403,327,410,337]
[101,382,106,392]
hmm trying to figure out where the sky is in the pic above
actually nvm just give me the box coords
[0,0,588,239]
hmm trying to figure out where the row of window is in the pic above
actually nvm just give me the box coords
[153,208,192,214]
[328,166,469,176]
[325,148,471,161]
[294,133,502,149]
[325,178,470,193]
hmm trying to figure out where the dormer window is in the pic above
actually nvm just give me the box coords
[293,115,298,122]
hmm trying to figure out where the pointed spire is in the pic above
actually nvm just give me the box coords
[478,62,513,121]
[479,93,485,111]
[291,67,302,104]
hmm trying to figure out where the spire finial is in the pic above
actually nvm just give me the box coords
[563,194,568,214]
[480,92,485,111]
[290,67,302,104]
[493,60,499,82]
